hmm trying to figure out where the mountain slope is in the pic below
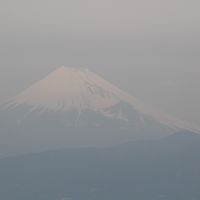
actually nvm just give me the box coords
[1,67,185,126]
[0,67,196,155]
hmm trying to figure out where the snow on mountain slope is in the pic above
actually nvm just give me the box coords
[7,67,136,111]
[0,66,199,156]
[2,66,197,131]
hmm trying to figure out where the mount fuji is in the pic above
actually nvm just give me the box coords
[0,67,196,155]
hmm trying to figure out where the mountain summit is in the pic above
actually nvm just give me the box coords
[11,66,138,114]
[0,67,196,155]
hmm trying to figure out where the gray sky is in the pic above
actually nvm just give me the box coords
[0,0,200,126]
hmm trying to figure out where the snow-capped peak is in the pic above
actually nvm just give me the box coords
[10,66,136,112]
[2,66,199,133]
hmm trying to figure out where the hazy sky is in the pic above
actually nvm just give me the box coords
[0,0,200,126]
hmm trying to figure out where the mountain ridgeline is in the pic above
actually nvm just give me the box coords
[0,131,199,200]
